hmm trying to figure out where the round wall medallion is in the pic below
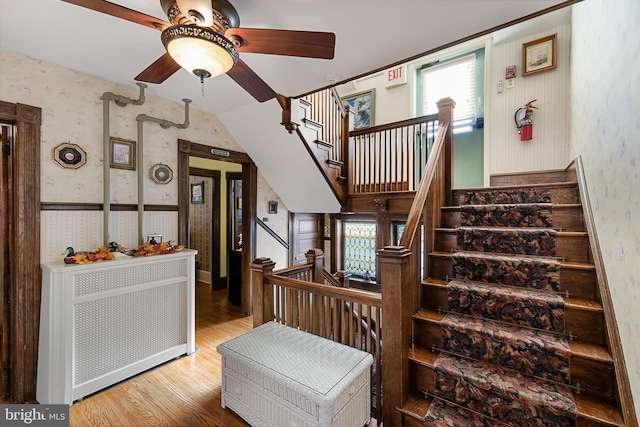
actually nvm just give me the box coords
[150,163,173,184]
[53,143,87,169]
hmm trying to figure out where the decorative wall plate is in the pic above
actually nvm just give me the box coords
[53,142,87,169]
[150,163,173,184]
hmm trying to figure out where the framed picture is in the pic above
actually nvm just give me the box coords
[268,201,278,214]
[53,142,87,169]
[110,137,135,170]
[191,181,204,204]
[522,33,557,76]
[149,163,173,184]
[342,89,375,129]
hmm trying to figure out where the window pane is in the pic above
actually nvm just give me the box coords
[421,54,476,120]
[343,222,377,279]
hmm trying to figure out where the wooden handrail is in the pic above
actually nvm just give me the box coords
[399,121,448,249]
[252,254,383,420]
[265,274,382,306]
[350,113,438,137]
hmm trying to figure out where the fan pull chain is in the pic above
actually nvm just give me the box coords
[201,79,205,97]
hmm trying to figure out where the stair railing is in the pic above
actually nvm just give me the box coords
[349,113,439,195]
[377,97,455,426]
[251,249,383,420]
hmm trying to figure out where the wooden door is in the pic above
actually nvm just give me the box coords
[289,213,323,266]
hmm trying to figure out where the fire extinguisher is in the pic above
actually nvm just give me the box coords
[514,99,538,141]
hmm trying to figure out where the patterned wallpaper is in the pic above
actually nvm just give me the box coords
[189,175,213,273]
[571,0,640,414]
[487,23,572,176]
[0,48,275,264]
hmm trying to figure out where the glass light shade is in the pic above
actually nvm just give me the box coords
[162,26,238,79]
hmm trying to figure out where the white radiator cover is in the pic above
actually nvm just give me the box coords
[37,250,196,405]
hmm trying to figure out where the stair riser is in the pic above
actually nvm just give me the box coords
[442,205,585,231]
[452,185,580,206]
[435,230,591,262]
[413,319,613,399]
[421,284,604,346]
[489,170,574,186]
[427,256,597,300]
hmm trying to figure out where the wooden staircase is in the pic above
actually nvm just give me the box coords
[400,171,626,427]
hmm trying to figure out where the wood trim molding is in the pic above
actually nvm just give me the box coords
[0,100,41,402]
[40,202,178,211]
[575,156,638,426]
[178,140,257,315]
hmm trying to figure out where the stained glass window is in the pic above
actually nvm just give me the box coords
[343,222,377,280]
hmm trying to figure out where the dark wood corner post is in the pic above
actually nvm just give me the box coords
[251,257,276,328]
[437,97,455,206]
[305,248,325,284]
[379,246,413,427]
[305,248,325,335]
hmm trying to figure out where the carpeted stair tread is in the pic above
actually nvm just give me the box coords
[457,226,557,256]
[452,251,560,291]
[434,353,577,426]
[424,397,501,427]
[455,187,553,205]
[441,312,571,384]
[447,280,565,332]
[458,203,554,228]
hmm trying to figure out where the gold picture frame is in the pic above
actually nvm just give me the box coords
[150,163,173,185]
[110,137,136,170]
[522,33,557,76]
[53,142,87,169]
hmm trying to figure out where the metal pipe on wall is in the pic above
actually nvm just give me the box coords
[99,83,147,245]
[135,98,191,243]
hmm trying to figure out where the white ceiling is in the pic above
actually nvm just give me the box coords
[0,0,571,117]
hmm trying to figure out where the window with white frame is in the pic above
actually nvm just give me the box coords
[419,54,476,127]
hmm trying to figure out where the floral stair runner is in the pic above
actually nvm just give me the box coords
[457,227,557,257]
[452,251,561,291]
[447,280,566,333]
[459,203,554,228]
[427,354,577,427]
[457,188,552,205]
[424,193,577,426]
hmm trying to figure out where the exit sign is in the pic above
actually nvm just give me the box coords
[385,65,407,87]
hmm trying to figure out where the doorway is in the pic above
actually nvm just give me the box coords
[0,101,42,403]
[189,167,221,289]
[178,140,257,315]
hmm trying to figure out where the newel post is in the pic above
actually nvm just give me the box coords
[251,257,276,328]
[379,245,412,427]
[437,97,455,206]
[305,248,325,284]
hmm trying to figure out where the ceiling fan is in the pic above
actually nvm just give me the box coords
[61,0,336,102]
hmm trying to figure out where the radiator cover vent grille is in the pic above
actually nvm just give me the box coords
[74,282,187,386]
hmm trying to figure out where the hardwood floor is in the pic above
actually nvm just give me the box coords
[70,282,252,427]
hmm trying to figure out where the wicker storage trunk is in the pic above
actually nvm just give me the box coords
[217,322,372,427]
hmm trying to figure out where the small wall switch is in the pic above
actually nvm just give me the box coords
[497,80,504,93]
[506,78,515,89]
[262,217,269,222]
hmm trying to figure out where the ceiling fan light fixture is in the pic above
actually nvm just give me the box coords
[162,25,239,79]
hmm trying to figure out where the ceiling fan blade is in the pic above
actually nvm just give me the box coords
[225,28,335,59]
[227,59,277,103]
[135,53,182,84]
[61,0,169,31]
